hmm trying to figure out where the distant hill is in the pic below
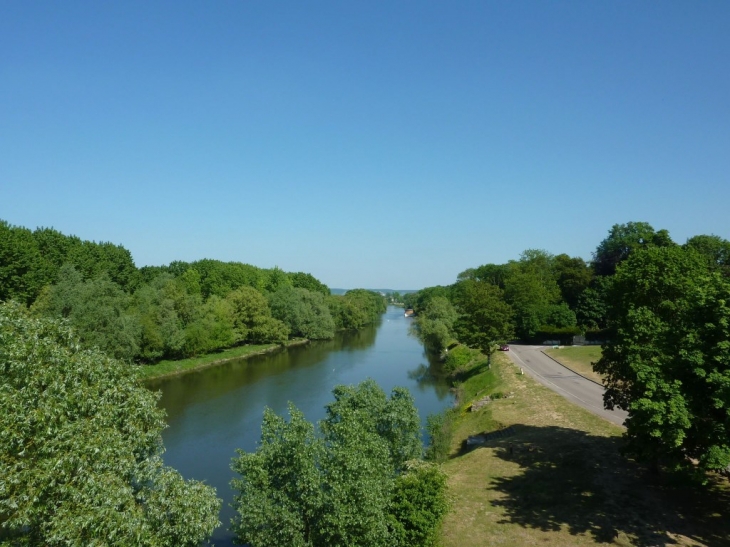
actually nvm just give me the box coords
[330,288,419,296]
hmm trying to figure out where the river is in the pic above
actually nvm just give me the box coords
[146,306,454,546]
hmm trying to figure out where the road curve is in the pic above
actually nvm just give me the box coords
[504,344,627,427]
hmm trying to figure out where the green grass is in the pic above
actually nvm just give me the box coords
[437,352,730,547]
[543,345,604,384]
[136,340,307,380]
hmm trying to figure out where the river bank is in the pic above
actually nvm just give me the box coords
[138,338,309,381]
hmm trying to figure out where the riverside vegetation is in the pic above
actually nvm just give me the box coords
[0,219,386,373]
[411,221,730,479]
[2,219,729,545]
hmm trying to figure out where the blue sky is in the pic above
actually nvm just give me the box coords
[2,1,729,289]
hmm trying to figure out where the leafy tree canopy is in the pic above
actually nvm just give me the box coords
[684,234,730,276]
[269,287,336,340]
[411,296,457,353]
[594,246,730,473]
[453,279,514,356]
[0,302,220,545]
[31,265,142,361]
[553,254,593,310]
[231,380,446,547]
[593,221,675,277]
[289,271,330,295]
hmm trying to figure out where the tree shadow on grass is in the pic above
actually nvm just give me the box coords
[450,358,491,385]
[475,424,730,546]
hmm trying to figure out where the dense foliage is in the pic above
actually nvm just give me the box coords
[0,302,221,545]
[0,220,386,364]
[231,380,447,547]
[412,221,730,477]
[594,246,730,473]
[409,222,726,354]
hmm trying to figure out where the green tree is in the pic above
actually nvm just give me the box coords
[503,269,560,340]
[231,381,442,547]
[32,265,142,361]
[326,290,385,332]
[594,246,730,473]
[132,274,186,361]
[452,279,514,357]
[387,462,448,547]
[0,302,220,545]
[684,234,730,276]
[322,380,422,473]
[226,286,289,344]
[405,286,452,315]
[230,405,324,547]
[183,295,236,356]
[289,271,330,296]
[553,254,593,310]
[593,221,674,277]
[0,220,45,305]
[457,263,510,288]
[411,296,457,353]
[269,287,336,340]
[264,266,293,293]
[575,275,612,330]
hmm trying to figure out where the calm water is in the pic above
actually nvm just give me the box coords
[147,306,453,546]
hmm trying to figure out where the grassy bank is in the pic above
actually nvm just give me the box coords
[137,339,308,381]
[436,352,730,547]
[543,345,604,384]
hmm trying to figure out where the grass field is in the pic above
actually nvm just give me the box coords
[136,339,307,380]
[438,352,730,547]
[543,345,604,384]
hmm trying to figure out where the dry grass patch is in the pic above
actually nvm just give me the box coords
[544,345,605,384]
[438,352,730,547]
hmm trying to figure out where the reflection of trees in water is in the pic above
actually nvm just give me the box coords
[407,362,452,399]
[151,327,381,419]
[338,324,379,351]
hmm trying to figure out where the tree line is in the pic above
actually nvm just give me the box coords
[410,221,730,475]
[0,220,386,364]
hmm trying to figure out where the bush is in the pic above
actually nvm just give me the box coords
[443,345,480,375]
[425,409,458,463]
[388,462,449,547]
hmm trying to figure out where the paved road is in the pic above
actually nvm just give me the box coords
[505,344,627,427]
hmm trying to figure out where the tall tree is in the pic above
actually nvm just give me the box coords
[593,221,674,276]
[0,302,220,545]
[452,279,514,357]
[226,286,289,344]
[31,265,142,361]
[289,271,330,296]
[133,274,186,361]
[503,269,560,340]
[411,296,457,353]
[594,246,730,473]
[0,220,45,304]
[553,254,593,310]
[269,287,336,340]
[684,234,730,276]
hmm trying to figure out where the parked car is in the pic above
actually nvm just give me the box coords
[499,344,510,351]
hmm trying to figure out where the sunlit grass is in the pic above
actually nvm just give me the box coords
[438,352,730,547]
[543,345,604,384]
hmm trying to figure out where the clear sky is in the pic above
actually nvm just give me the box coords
[2,1,729,290]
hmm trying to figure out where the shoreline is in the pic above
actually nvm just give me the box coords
[140,338,310,383]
